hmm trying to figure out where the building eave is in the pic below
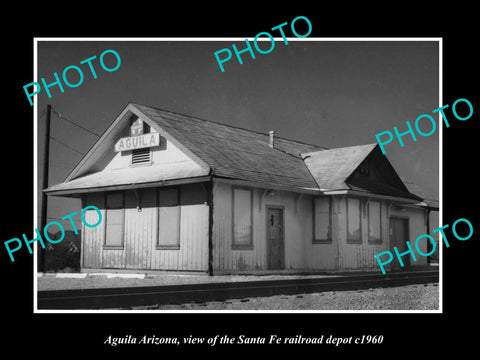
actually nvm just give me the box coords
[322,189,420,204]
[44,175,213,197]
[213,177,323,195]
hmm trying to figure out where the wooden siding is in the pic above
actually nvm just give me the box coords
[304,196,337,270]
[306,239,335,269]
[124,189,156,269]
[81,183,209,272]
[212,181,312,272]
[332,197,428,270]
[390,205,428,267]
[82,182,428,273]
[82,192,105,268]
[335,197,387,269]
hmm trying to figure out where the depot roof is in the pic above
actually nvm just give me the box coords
[45,103,427,203]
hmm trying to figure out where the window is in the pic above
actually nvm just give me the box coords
[232,187,253,249]
[368,200,382,243]
[347,198,361,243]
[313,197,331,243]
[358,160,369,176]
[131,148,151,165]
[157,188,180,249]
[130,117,150,136]
[105,192,124,249]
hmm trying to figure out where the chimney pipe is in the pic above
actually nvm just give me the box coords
[269,130,274,148]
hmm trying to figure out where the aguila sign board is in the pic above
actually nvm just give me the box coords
[114,133,160,152]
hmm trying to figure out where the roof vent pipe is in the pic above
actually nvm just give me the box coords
[269,131,275,148]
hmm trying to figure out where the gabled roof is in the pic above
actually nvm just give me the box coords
[45,103,431,204]
[302,143,423,202]
[46,103,325,195]
[302,144,377,191]
[403,180,439,210]
[131,103,324,190]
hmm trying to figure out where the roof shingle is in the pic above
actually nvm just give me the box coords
[45,103,434,204]
[133,103,324,190]
[301,144,377,190]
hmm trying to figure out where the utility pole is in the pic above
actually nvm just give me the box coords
[39,104,51,273]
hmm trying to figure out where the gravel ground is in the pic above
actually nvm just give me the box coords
[132,283,439,311]
[37,273,439,311]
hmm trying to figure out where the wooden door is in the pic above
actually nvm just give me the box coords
[267,207,285,270]
[389,217,410,270]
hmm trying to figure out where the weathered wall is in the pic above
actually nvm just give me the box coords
[390,204,429,267]
[212,182,312,272]
[81,181,429,273]
[305,197,429,271]
[81,183,209,272]
[304,197,336,271]
[335,197,388,270]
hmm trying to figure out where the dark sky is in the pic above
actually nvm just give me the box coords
[36,39,439,229]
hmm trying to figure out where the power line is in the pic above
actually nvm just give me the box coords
[51,107,101,137]
[38,107,47,121]
[50,136,85,155]
[50,162,76,171]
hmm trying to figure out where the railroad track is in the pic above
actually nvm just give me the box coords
[37,270,439,310]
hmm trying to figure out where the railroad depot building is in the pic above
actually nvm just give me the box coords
[45,103,437,274]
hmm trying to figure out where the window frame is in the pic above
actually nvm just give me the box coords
[346,197,362,244]
[358,160,369,176]
[156,187,181,250]
[231,186,254,250]
[367,200,382,244]
[312,196,332,244]
[103,191,125,250]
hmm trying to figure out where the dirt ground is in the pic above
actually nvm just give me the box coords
[36,273,339,291]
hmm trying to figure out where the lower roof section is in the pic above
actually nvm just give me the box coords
[45,171,435,212]
[44,163,211,196]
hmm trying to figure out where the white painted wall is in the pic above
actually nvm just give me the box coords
[212,182,312,272]
[390,205,429,267]
[103,128,200,171]
[81,185,209,272]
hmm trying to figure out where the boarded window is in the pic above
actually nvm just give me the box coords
[157,188,180,249]
[105,192,124,248]
[347,198,361,243]
[368,200,382,242]
[232,188,253,249]
[313,197,331,243]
